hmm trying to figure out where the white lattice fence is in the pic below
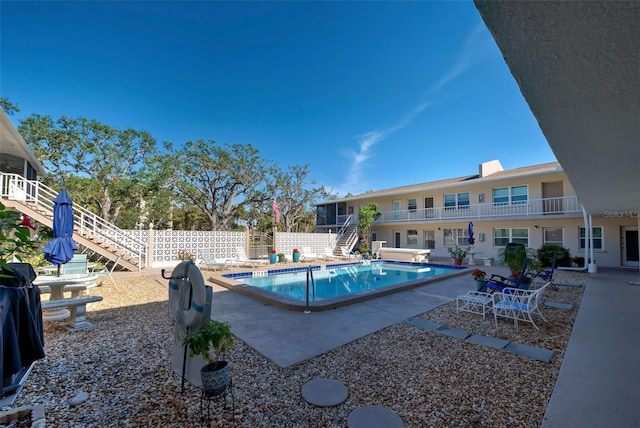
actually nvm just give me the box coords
[121,229,333,267]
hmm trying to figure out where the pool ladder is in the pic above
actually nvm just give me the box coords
[305,266,316,314]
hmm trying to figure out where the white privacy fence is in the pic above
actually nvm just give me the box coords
[128,229,333,267]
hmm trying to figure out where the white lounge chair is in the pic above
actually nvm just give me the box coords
[199,249,234,270]
[340,246,359,260]
[301,247,317,261]
[321,247,339,260]
[236,248,269,267]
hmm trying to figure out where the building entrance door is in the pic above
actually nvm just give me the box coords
[622,226,639,267]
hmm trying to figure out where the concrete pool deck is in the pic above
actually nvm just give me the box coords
[206,265,473,367]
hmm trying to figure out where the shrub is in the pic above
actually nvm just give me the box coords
[537,243,572,267]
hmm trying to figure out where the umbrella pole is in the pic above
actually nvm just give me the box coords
[57,265,61,277]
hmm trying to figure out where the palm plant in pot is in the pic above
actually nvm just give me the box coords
[447,245,470,265]
[182,320,234,395]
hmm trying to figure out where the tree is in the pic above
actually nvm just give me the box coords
[164,140,275,231]
[272,164,336,232]
[18,114,158,224]
[0,98,19,115]
[357,202,381,253]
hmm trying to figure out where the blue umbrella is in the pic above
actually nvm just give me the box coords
[468,221,475,245]
[43,189,77,275]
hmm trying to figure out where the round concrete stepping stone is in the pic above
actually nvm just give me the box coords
[347,405,405,428]
[301,377,348,407]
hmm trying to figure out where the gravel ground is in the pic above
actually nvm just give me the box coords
[5,268,586,427]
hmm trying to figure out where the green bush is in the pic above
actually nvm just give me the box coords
[537,243,572,267]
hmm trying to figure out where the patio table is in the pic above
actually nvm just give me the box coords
[33,274,98,321]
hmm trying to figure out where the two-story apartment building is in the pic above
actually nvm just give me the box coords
[316,160,639,269]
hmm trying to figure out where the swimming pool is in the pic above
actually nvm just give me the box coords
[213,261,468,311]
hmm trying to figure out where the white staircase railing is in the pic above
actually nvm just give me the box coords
[1,173,146,268]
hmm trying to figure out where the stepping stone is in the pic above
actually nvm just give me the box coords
[408,318,441,332]
[543,300,573,310]
[301,378,348,407]
[435,325,471,340]
[505,342,554,363]
[466,334,510,349]
[348,405,404,428]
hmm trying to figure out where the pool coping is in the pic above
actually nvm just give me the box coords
[208,260,469,311]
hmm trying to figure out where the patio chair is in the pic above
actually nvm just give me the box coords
[199,249,234,270]
[340,246,360,261]
[482,258,531,294]
[528,251,559,291]
[492,281,550,330]
[235,248,269,267]
[456,290,493,320]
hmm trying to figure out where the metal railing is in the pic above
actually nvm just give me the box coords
[1,173,147,268]
[376,196,581,223]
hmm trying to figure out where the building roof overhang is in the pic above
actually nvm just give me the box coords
[474,0,640,214]
[0,110,46,176]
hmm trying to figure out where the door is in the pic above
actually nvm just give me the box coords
[622,226,639,267]
[424,197,434,218]
[393,200,401,220]
[394,231,401,248]
[542,181,563,213]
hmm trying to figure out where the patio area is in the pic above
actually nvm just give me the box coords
[3,263,638,427]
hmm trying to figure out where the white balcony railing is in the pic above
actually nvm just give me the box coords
[375,196,581,224]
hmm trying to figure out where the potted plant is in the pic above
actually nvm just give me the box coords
[268,249,277,264]
[182,320,234,395]
[292,248,300,263]
[277,253,286,263]
[447,245,470,265]
[471,269,486,290]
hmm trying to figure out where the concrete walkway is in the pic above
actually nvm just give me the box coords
[541,268,640,428]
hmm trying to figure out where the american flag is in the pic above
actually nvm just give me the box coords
[272,197,280,223]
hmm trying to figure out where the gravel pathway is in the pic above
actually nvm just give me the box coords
[6,269,586,427]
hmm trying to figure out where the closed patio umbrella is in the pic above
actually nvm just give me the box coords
[43,189,77,276]
[468,221,475,245]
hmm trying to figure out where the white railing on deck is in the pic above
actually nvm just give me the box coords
[1,173,146,268]
[377,196,581,223]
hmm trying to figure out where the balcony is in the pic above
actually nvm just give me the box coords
[375,196,581,224]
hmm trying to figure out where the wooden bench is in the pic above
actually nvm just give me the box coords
[41,295,103,331]
[37,282,98,297]
[379,248,431,262]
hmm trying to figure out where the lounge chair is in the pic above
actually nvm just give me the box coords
[301,247,317,261]
[321,247,339,260]
[340,246,357,260]
[528,252,558,291]
[235,248,269,267]
[481,258,531,293]
[199,249,234,270]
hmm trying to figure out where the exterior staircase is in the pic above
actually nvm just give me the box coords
[332,217,359,256]
[1,173,145,271]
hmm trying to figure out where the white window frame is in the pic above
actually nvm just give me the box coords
[579,226,604,250]
[444,192,470,210]
[407,229,418,246]
[444,228,470,247]
[493,185,528,206]
[493,228,530,247]
[543,227,564,246]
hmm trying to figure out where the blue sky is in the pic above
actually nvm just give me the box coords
[1,1,556,197]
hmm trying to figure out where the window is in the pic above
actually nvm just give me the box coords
[493,228,529,247]
[444,193,470,210]
[407,199,417,213]
[423,230,435,249]
[444,228,470,247]
[543,228,564,245]
[407,229,418,246]
[579,227,603,250]
[493,186,528,205]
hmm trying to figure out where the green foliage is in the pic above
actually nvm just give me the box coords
[447,245,471,259]
[18,114,158,225]
[0,202,39,275]
[0,97,20,115]
[182,321,234,364]
[537,243,572,267]
[498,244,540,274]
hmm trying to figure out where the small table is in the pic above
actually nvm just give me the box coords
[34,274,98,321]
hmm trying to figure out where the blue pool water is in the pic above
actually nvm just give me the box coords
[230,262,461,302]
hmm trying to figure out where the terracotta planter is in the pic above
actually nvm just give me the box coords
[452,258,463,265]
